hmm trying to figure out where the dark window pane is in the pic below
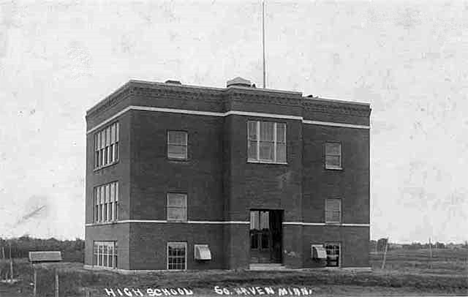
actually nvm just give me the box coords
[250,233,259,249]
[261,233,269,249]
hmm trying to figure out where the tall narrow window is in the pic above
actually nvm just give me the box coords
[325,142,342,169]
[248,121,287,163]
[167,131,188,160]
[94,122,119,169]
[325,199,342,224]
[325,243,340,267]
[167,193,187,222]
[167,242,187,270]
[93,182,119,223]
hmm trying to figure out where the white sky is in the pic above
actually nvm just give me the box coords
[0,0,467,243]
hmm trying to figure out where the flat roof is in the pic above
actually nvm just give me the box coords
[87,79,370,116]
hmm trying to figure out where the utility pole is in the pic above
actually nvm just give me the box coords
[9,241,13,282]
[33,268,37,297]
[262,0,266,89]
[55,269,59,297]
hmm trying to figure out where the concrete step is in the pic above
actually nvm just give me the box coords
[249,263,286,271]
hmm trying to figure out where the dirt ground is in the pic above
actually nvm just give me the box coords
[0,248,466,297]
[0,283,463,297]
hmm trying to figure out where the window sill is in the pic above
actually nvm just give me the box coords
[248,160,288,165]
[92,265,117,270]
[94,161,119,172]
[167,220,188,223]
[325,166,342,171]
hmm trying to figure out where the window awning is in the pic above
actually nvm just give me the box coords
[311,245,327,259]
[194,245,212,260]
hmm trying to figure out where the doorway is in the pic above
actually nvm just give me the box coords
[249,210,283,263]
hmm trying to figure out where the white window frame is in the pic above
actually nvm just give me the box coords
[167,130,188,160]
[324,242,341,268]
[93,241,118,269]
[325,198,342,224]
[325,142,342,170]
[166,193,188,222]
[247,121,287,164]
[167,242,187,270]
[94,182,119,223]
[94,122,119,169]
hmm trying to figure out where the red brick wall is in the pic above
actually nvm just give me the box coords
[129,223,225,270]
[85,81,371,271]
[302,226,370,268]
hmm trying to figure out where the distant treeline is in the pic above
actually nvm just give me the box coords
[0,236,84,262]
[370,239,468,252]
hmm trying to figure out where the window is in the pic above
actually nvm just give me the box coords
[248,121,286,163]
[167,242,187,270]
[250,210,270,250]
[93,241,118,269]
[325,199,341,224]
[167,193,187,222]
[325,142,341,169]
[94,122,119,169]
[167,131,188,160]
[325,243,340,267]
[94,182,119,223]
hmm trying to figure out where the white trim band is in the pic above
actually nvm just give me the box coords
[302,120,370,130]
[86,220,369,227]
[87,106,370,134]
[85,220,250,227]
[283,222,369,227]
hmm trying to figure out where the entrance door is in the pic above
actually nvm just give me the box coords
[249,210,283,263]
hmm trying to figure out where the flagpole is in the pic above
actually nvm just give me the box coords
[262,0,266,89]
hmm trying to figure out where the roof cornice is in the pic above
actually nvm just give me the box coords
[302,97,371,117]
[86,80,371,118]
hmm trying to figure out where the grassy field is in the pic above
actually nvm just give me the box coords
[0,248,466,297]
[370,248,468,275]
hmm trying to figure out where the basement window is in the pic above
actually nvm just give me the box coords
[93,241,118,269]
[325,243,340,267]
[167,242,187,270]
